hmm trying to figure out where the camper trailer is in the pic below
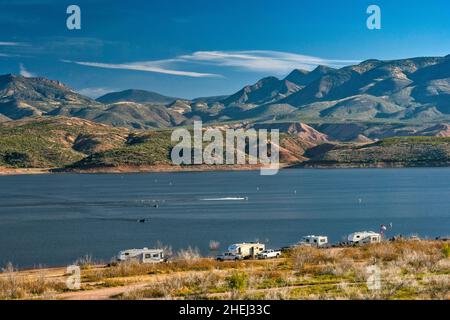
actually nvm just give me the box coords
[347,231,381,245]
[298,235,329,248]
[117,248,165,263]
[227,242,265,259]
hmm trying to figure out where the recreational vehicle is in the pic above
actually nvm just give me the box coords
[347,231,381,245]
[227,242,265,259]
[297,235,329,248]
[117,248,165,263]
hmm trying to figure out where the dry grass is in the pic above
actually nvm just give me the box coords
[2,240,448,300]
[286,240,449,300]
[175,247,201,263]
[0,263,66,300]
[119,271,225,300]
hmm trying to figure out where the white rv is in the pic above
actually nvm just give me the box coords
[117,248,165,263]
[347,231,381,245]
[298,235,329,248]
[227,242,265,259]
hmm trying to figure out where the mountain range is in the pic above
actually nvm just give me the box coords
[1,55,450,134]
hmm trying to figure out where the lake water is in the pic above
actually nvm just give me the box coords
[0,168,449,268]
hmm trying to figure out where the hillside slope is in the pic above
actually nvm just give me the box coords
[303,137,450,167]
[0,74,101,120]
[0,117,324,170]
[0,117,128,168]
[96,89,179,104]
[2,117,450,171]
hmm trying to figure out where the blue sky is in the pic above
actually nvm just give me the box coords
[1,0,450,99]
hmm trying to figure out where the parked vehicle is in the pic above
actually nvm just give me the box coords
[227,242,265,259]
[297,235,329,248]
[117,248,165,263]
[257,249,281,259]
[216,252,243,261]
[347,231,381,245]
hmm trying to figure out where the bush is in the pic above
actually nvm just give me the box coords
[442,243,450,258]
[291,247,337,272]
[175,247,201,263]
[227,271,248,292]
[74,254,94,269]
[0,262,66,299]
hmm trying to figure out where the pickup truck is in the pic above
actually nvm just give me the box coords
[257,249,281,259]
[216,252,244,261]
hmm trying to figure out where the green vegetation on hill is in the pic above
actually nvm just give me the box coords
[0,117,128,168]
[72,131,174,168]
[305,136,450,167]
[379,136,450,146]
[1,117,450,170]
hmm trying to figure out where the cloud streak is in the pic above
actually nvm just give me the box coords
[62,59,221,78]
[62,50,359,78]
[0,41,27,46]
[179,50,359,73]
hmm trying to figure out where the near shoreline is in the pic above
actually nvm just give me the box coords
[1,240,448,300]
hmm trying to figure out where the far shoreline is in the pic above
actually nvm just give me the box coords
[2,162,450,176]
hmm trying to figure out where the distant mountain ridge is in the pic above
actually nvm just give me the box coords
[221,65,336,107]
[96,89,179,104]
[1,54,450,130]
[0,73,100,120]
[277,56,450,120]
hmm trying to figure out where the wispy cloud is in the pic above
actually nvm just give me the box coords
[0,42,28,58]
[19,63,36,77]
[62,59,221,78]
[179,50,360,74]
[0,41,28,46]
[62,50,359,78]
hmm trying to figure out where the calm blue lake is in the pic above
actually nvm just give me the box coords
[0,168,449,268]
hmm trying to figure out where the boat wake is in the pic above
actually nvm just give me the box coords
[200,197,248,201]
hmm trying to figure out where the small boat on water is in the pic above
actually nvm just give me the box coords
[200,197,248,201]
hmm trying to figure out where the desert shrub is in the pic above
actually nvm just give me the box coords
[227,271,249,292]
[0,263,25,299]
[394,249,440,273]
[156,240,173,258]
[0,263,66,299]
[421,275,450,300]
[118,289,147,300]
[331,258,358,277]
[74,254,95,269]
[442,243,450,259]
[254,287,291,300]
[119,271,223,299]
[175,247,201,263]
[366,243,400,262]
[249,270,290,290]
[291,247,337,273]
